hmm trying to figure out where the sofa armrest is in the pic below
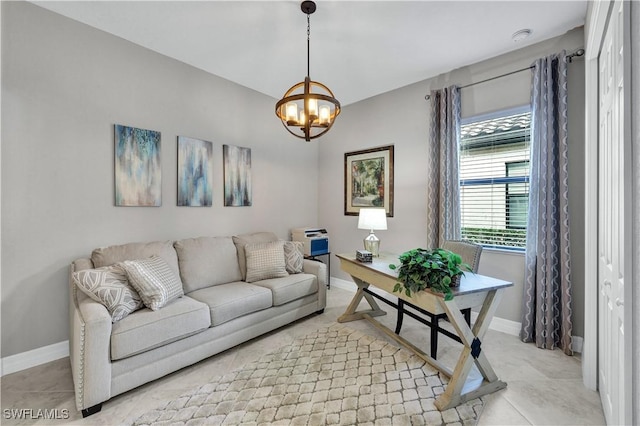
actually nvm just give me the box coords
[69,262,112,411]
[303,259,327,310]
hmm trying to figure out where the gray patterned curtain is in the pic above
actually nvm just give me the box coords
[521,51,573,355]
[427,86,461,248]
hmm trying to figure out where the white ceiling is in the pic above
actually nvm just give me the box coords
[32,1,587,106]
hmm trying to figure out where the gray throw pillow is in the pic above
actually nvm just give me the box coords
[245,241,289,283]
[72,264,144,322]
[122,255,184,310]
[283,241,304,274]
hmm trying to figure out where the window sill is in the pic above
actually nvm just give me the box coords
[482,247,525,257]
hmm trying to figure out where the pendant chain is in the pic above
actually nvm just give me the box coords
[307,13,311,78]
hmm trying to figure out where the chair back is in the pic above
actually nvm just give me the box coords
[441,240,482,273]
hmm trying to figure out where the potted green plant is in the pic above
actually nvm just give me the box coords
[389,248,471,300]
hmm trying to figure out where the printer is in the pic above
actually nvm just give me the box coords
[291,227,329,256]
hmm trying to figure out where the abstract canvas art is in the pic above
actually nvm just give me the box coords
[177,136,213,207]
[223,144,252,207]
[115,124,161,206]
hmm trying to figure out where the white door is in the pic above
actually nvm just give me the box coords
[597,1,628,424]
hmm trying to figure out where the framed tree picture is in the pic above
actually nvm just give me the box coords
[344,145,394,216]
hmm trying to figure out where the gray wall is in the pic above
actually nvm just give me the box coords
[318,27,586,336]
[1,2,320,357]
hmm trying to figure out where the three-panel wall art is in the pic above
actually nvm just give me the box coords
[114,124,252,207]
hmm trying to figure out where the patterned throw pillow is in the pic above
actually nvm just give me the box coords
[283,241,304,274]
[245,241,289,283]
[72,264,144,322]
[122,255,184,310]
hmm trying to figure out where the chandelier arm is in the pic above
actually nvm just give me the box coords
[276,91,340,106]
[304,77,311,141]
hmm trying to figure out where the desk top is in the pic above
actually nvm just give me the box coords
[336,252,513,297]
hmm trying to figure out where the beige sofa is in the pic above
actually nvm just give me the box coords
[69,232,327,417]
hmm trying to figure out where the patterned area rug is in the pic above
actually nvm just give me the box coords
[133,324,483,425]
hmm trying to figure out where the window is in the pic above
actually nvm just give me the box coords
[505,161,529,229]
[459,108,530,250]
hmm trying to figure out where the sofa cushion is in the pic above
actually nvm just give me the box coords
[245,241,289,283]
[91,240,182,285]
[72,264,144,322]
[122,256,184,310]
[174,236,243,293]
[232,232,278,280]
[283,241,304,274]
[110,296,210,360]
[187,282,272,326]
[252,273,318,306]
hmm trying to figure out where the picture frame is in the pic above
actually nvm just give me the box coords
[223,144,252,207]
[114,124,161,207]
[177,136,214,207]
[344,145,394,216]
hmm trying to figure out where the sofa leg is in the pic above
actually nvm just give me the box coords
[316,309,325,314]
[82,404,102,418]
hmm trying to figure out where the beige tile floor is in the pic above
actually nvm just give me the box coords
[1,287,605,426]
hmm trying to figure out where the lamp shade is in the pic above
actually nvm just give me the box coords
[357,208,388,231]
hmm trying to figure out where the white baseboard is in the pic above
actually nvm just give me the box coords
[330,277,522,337]
[469,311,521,337]
[330,277,358,292]
[1,340,69,377]
[572,336,584,353]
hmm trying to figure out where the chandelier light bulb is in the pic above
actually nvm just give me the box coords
[319,105,330,125]
[308,98,318,118]
[285,103,298,124]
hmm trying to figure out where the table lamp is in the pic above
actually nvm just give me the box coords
[357,208,387,257]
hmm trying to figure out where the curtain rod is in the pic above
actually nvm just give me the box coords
[424,48,585,101]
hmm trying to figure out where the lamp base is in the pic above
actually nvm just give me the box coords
[363,231,380,257]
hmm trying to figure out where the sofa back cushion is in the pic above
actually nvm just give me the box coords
[91,240,182,285]
[232,232,278,280]
[174,236,242,293]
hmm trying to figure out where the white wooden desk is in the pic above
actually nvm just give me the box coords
[336,252,513,410]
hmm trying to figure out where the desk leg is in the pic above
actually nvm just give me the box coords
[337,277,387,323]
[434,289,507,410]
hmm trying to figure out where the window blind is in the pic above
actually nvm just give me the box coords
[459,111,531,250]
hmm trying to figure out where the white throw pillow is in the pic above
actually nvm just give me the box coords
[283,241,304,274]
[245,241,289,283]
[122,255,184,310]
[72,264,144,322]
